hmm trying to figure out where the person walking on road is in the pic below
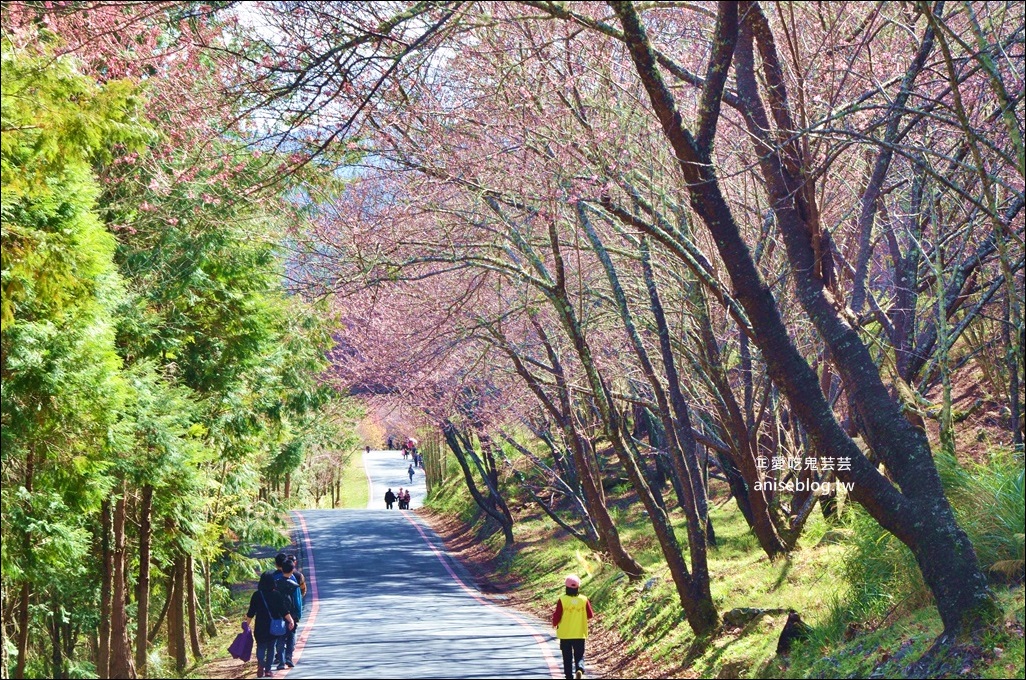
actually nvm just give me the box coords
[245,572,295,678]
[388,435,394,450]
[384,488,397,509]
[287,553,307,597]
[408,463,415,483]
[552,574,594,680]
[273,560,303,670]
[402,489,411,509]
[270,552,288,577]
[397,487,405,510]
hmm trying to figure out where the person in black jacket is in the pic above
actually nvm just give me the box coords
[384,488,396,509]
[245,571,294,678]
[273,560,303,670]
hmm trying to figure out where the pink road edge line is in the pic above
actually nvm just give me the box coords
[400,510,563,679]
[275,511,319,678]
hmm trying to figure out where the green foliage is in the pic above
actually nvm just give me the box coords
[1,38,130,591]
[1,35,357,678]
[1,40,149,329]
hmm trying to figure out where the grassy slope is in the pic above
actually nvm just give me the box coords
[337,451,369,509]
[426,460,1025,679]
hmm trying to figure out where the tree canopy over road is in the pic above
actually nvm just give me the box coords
[1,2,1023,678]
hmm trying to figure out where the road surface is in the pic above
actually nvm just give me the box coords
[284,450,561,679]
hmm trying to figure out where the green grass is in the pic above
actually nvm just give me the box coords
[337,451,369,509]
[426,453,481,522]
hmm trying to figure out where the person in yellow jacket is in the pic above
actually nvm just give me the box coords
[551,574,594,679]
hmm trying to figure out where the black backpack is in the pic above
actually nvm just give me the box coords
[275,575,302,621]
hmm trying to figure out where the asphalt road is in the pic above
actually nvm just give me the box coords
[283,450,561,679]
[364,449,427,510]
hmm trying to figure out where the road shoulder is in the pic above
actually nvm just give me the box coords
[415,508,656,679]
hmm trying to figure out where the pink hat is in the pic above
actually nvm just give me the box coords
[565,574,581,588]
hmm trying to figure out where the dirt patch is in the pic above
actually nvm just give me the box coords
[191,654,253,680]
[922,364,1021,463]
[417,508,678,679]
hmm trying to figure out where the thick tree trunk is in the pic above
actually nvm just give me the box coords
[734,2,996,635]
[167,553,187,673]
[108,490,136,679]
[202,560,217,637]
[609,0,996,637]
[147,573,174,643]
[14,582,30,680]
[441,422,515,545]
[136,485,152,676]
[186,555,202,659]
[98,499,112,679]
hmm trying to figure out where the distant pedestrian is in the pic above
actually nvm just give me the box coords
[408,464,415,483]
[402,489,411,509]
[388,436,394,450]
[365,445,371,454]
[397,488,406,509]
[245,572,294,678]
[384,488,396,509]
[552,574,593,680]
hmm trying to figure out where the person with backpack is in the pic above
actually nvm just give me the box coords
[408,463,415,483]
[273,560,303,670]
[245,572,294,678]
[552,574,594,680]
[287,553,307,597]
